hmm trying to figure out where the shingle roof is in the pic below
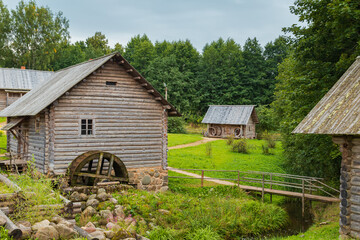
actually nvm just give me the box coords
[293,57,360,135]
[0,68,53,90]
[202,105,258,125]
[0,52,180,117]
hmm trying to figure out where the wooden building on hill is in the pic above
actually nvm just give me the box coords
[202,105,258,139]
[0,68,52,110]
[293,56,360,238]
[0,53,180,191]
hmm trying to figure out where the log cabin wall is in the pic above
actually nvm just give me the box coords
[244,117,256,139]
[52,60,165,176]
[0,90,6,110]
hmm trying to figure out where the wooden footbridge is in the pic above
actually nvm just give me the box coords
[167,167,339,216]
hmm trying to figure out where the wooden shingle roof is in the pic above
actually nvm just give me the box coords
[202,105,258,125]
[293,57,360,135]
[0,68,53,90]
[0,52,180,117]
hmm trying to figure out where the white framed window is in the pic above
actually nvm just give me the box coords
[81,119,93,135]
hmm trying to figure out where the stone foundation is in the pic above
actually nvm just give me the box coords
[127,167,168,191]
[333,136,360,239]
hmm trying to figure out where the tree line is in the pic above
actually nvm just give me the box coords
[0,0,290,117]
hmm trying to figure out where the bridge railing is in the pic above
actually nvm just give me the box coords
[167,168,339,199]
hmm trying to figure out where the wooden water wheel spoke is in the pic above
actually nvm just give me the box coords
[68,151,129,186]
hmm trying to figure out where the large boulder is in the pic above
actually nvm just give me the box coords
[33,226,59,240]
[97,188,106,194]
[32,220,50,232]
[88,194,97,200]
[109,198,118,205]
[55,223,76,239]
[82,221,96,234]
[79,193,88,201]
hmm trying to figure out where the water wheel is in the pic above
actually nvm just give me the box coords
[234,128,242,138]
[208,127,216,136]
[68,151,129,186]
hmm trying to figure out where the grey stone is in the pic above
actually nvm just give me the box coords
[142,175,151,185]
[99,210,113,225]
[90,230,106,240]
[96,192,109,202]
[104,230,115,239]
[86,198,100,208]
[0,216,6,227]
[136,234,150,240]
[32,220,50,232]
[82,206,97,218]
[114,205,125,219]
[50,216,63,224]
[55,223,76,239]
[160,186,169,192]
[154,172,160,178]
[79,193,88,201]
[97,188,106,194]
[34,226,59,240]
[158,209,170,215]
[16,220,31,228]
[69,191,81,202]
[109,197,118,205]
[88,194,97,200]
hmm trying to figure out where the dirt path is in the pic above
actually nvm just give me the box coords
[168,137,219,150]
[167,167,234,186]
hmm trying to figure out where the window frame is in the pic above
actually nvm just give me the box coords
[80,118,95,136]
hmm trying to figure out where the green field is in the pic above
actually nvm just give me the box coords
[168,139,284,174]
[168,133,203,147]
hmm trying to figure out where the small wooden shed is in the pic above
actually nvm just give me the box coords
[0,68,52,110]
[202,105,258,139]
[0,53,180,191]
[293,56,360,238]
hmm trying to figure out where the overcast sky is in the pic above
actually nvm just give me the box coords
[3,0,300,51]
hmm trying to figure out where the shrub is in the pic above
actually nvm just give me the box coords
[0,227,12,240]
[226,135,234,146]
[262,130,276,149]
[231,139,248,153]
[168,117,186,133]
[205,142,212,157]
[261,144,273,155]
[147,227,177,240]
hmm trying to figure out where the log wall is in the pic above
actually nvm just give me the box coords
[207,123,256,139]
[51,60,166,174]
[0,90,6,111]
[333,136,360,238]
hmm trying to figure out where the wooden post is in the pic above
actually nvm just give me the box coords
[270,173,272,203]
[302,179,305,218]
[201,170,204,187]
[107,155,114,177]
[237,171,240,188]
[262,174,265,202]
[0,209,22,239]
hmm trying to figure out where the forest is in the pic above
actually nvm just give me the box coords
[1,0,360,182]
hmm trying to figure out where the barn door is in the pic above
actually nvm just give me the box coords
[16,127,29,161]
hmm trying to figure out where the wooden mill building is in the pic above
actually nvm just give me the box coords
[293,56,360,238]
[0,68,52,110]
[202,105,258,139]
[0,53,180,191]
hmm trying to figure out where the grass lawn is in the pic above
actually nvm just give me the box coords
[168,133,203,147]
[168,139,284,176]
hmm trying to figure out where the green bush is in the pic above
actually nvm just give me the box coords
[262,144,273,155]
[231,139,248,153]
[0,227,12,240]
[225,135,234,146]
[168,117,186,133]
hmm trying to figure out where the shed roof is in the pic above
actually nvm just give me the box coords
[293,57,360,135]
[0,68,53,90]
[202,105,258,125]
[0,52,180,117]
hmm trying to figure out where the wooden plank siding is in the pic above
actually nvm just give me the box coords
[52,61,165,174]
[0,91,6,111]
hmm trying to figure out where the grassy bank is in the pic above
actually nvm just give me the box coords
[113,185,288,239]
[168,133,203,147]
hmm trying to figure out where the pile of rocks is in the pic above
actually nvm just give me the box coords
[16,217,76,240]
[69,188,149,240]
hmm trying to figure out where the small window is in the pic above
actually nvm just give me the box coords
[106,81,117,86]
[81,119,93,135]
[35,116,41,133]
